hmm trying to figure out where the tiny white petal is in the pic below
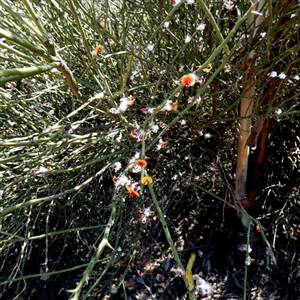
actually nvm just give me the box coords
[185,34,192,43]
[278,72,286,79]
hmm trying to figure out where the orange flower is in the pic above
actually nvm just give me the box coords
[180,73,197,87]
[94,44,104,54]
[136,159,147,167]
[125,184,140,198]
[141,176,153,185]
[170,101,178,110]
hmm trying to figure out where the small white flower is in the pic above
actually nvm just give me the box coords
[49,110,55,115]
[119,101,129,112]
[43,102,52,107]
[180,119,186,125]
[172,0,181,6]
[275,108,282,115]
[111,162,122,172]
[150,124,159,133]
[164,100,172,111]
[107,38,115,45]
[156,139,168,150]
[163,21,170,30]
[34,164,52,175]
[193,275,213,297]
[109,108,120,114]
[245,255,252,265]
[141,107,154,114]
[204,133,212,139]
[116,133,123,143]
[278,72,286,79]
[146,42,154,52]
[239,33,250,40]
[133,151,140,159]
[5,82,16,88]
[89,92,104,101]
[131,164,142,173]
[3,93,12,99]
[187,96,194,103]
[260,32,267,38]
[186,0,195,4]
[269,71,277,78]
[195,96,202,104]
[294,75,300,81]
[223,0,235,10]
[185,34,192,43]
[238,244,252,253]
[114,174,131,187]
[196,23,206,32]
[224,62,232,73]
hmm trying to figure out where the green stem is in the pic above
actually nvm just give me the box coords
[0,165,109,218]
[0,28,56,62]
[0,0,43,38]
[147,183,197,300]
[243,221,252,300]
[121,53,134,94]
[69,195,117,300]
[148,0,186,43]
[0,63,58,77]
[22,0,47,36]
[195,3,256,74]
[197,0,230,55]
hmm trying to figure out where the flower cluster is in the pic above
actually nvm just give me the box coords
[238,243,254,265]
[125,183,140,198]
[112,153,149,198]
[5,82,16,89]
[180,73,205,87]
[109,95,135,114]
[33,164,52,175]
[141,107,154,114]
[269,71,287,79]
[156,139,168,150]
[162,100,178,112]
[113,174,141,198]
[138,207,155,224]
